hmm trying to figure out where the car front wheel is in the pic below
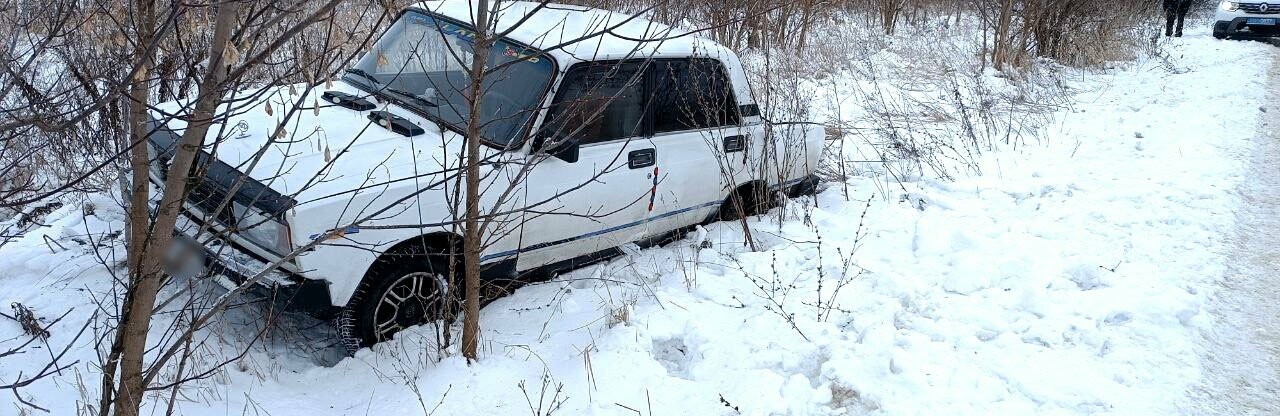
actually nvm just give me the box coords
[336,255,457,352]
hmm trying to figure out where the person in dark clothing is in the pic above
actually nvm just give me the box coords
[1164,0,1196,37]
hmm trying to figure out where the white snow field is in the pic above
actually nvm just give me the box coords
[2,30,1278,416]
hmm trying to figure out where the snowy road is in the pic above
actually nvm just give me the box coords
[1190,47,1280,415]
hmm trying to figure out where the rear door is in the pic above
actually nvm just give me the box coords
[640,58,748,232]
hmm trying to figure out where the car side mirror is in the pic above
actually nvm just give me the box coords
[546,137,580,163]
[533,133,580,163]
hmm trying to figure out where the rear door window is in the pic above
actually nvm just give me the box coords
[650,59,739,133]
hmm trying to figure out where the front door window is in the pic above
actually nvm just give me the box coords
[540,62,648,145]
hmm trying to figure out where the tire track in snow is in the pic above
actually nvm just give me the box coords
[1189,42,1280,416]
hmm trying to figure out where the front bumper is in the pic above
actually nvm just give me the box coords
[1215,16,1280,38]
[174,211,339,318]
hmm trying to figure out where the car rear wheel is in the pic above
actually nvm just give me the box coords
[786,175,821,198]
[717,182,775,221]
[336,253,458,352]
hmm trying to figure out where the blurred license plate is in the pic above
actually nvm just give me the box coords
[164,236,208,280]
[1247,18,1276,25]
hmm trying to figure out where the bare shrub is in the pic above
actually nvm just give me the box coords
[983,0,1158,68]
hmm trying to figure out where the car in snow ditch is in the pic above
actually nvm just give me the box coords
[1214,1,1280,39]
[145,1,824,350]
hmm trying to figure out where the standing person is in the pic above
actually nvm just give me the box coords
[1164,0,1195,37]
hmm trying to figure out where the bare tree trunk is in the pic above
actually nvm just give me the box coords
[795,0,813,50]
[993,0,1014,70]
[124,0,156,343]
[111,2,239,415]
[106,0,157,413]
[746,0,762,49]
[460,0,492,362]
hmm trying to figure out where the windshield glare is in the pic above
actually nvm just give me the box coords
[346,11,554,146]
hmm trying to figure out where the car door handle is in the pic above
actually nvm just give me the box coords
[628,149,655,169]
[723,135,746,153]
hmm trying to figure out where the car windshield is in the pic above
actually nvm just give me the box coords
[344,10,555,147]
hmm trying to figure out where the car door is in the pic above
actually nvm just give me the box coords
[511,61,655,271]
[640,58,748,233]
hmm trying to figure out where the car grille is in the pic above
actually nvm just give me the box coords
[145,118,295,225]
[1240,3,1280,14]
[185,173,239,225]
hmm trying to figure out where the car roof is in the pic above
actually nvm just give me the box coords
[413,0,736,66]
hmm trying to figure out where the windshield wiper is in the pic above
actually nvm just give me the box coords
[385,88,439,108]
[344,68,380,85]
[345,69,438,108]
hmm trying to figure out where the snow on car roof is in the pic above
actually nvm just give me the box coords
[414,0,735,65]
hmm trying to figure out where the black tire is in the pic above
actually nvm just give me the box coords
[786,175,821,198]
[716,182,774,221]
[1213,22,1229,40]
[336,250,458,352]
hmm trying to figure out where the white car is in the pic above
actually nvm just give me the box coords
[1214,1,1280,39]
[148,1,824,350]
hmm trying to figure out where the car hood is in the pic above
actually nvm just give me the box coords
[151,81,475,206]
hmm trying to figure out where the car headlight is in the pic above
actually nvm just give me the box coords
[1221,1,1239,11]
[231,201,293,256]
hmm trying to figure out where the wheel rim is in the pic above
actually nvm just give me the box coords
[372,271,446,342]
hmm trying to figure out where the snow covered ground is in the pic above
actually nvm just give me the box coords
[1187,44,1280,415]
[2,28,1278,416]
